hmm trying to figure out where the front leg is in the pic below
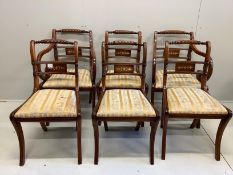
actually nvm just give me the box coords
[10,117,25,166]
[215,115,232,160]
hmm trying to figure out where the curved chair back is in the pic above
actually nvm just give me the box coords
[30,39,79,91]
[52,29,96,83]
[105,30,142,71]
[163,40,211,91]
[153,30,212,83]
[101,40,147,93]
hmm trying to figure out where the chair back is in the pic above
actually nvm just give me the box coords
[105,30,142,70]
[163,40,211,91]
[101,40,147,92]
[30,39,79,91]
[153,30,212,83]
[52,29,96,81]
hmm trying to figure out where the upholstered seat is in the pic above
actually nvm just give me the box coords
[43,68,92,88]
[155,70,201,88]
[15,89,77,118]
[100,70,141,88]
[167,88,228,115]
[97,89,156,117]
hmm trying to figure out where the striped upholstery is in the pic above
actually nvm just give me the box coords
[97,89,156,117]
[167,88,228,115]
[100,70,141,88]
[43,69,92,88]
[155,70,201,88]
[15,89,77,118]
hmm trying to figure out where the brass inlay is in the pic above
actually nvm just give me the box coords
[163,48,180,58]
[175,62,195,72]
[114,65,134,73]
[45,63,67,73]
[115,49,131,57]
[65,47,82,56]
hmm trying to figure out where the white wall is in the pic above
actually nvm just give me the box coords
[0,0,232,100]
[196,0,233,100]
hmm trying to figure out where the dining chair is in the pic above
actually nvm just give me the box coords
[97,30,150,130]
[42,29,96,108]
[151,30,213,128]
[92,40,160,164]
[10,39,82,166]
[161,40,232,160]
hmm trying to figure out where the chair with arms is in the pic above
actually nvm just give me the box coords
[151,30,213,128]
[10,39,82,166]
[92,40,160,164]
[161,40,232,160]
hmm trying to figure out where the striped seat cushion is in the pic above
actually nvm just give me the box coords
[97,89,156,117]
[167,88,228,115]
[100,70,141,88]
[15,89,77,118]
[155,70,201,88]
[43,69,92,88]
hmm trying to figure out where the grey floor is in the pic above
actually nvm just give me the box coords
[0,100,233,175]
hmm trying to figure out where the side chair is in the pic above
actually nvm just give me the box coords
[43,29,96,108]
[92,40,160,164]
[97,30,149,130]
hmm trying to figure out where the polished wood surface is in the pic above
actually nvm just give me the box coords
[161,40,232,161]
[10,40,82,166]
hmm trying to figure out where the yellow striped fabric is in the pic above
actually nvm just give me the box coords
[155,70,201,88]
[15,89,77,118]
[167,88,228,115]
[43,69,92,88]
[97,89,157,117]
[100,70,141,88]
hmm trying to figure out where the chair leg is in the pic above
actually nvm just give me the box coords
[215,115,232,161]
[89,90,92,104]
[45,122,50,126]
[151,89,154,106]
[141,122,144,127]
[160,94,164,128]
[104,121,109,131]
[161,114,168,160]
[92,87,96,110]
[190,119,199,129]
[135,122,141,131]
[196,119,201,128]
[10,118,25,166]
[190,119,201,129]
[145,84,149,95]
[92,119,99,164]
[40,122,48,131]
[135,122,145,131]
[77,119,82,164]
[98,121,102,126]
[97,87,101,99]
[150,119,159,165]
